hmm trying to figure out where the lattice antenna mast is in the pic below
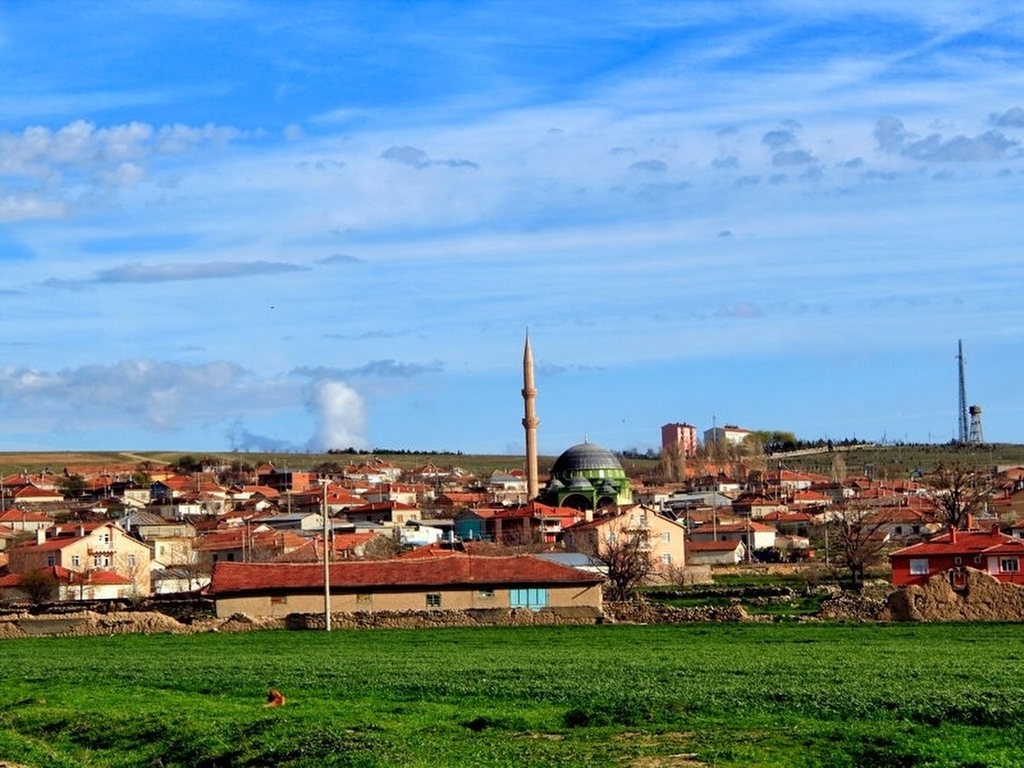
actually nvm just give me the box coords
[957,339,969,444]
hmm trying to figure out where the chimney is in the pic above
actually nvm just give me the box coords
[36,527,46,545]
[950,527,957,544]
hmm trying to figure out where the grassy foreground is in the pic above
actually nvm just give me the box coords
[1,623,1023,767]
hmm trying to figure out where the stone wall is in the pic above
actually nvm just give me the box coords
[881,567,1024,621]
[287,606,603,630]
[604,600,754,623]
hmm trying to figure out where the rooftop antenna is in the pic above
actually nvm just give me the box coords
[957,340,969,444]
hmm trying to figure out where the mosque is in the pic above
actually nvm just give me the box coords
[521,334,633,511]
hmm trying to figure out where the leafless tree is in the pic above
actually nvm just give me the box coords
[21,569,59,604]
[826,504,892,587]
[659,443,687,483]
[925,463,992,530]
[577,527,654,602]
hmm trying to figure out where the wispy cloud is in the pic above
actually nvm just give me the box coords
[43,260,307,288]
[874,116,1019,162]
[294,360,444,380]
[380,145,479,170]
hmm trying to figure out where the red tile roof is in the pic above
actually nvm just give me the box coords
[0,507,52,528]
[687,540,744,552]
[209,554,602,594]
[890,528,1023,557]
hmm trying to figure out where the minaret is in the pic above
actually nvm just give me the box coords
[522,332,540,500]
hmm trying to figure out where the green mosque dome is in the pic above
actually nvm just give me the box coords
[542,441,633,510]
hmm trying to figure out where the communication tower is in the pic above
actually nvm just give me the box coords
[957,340,969,444]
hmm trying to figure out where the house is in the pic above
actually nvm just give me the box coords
[0,508,53,533]
[274,530,389,562]
[251,511,325,533]
[343,501,421,527]
[453,507,500,541]
[760,510,814,538]
[685,540,747,566]
[0,523,16,552]
[487,470,529,505]
[0,566,136,602]
[398,520,446,547]
[563,504,687,574]
[703,424,752,448]
[122,511,198,568]
[207,553,604,618]
[890,527,1024,587]
[12,485,66,505]
[196,526,309,565]
[5,522,152,597]
[489,502,585,545]
[688,521,777,551]
[731,494,787,519]
[256,468,317,493]
[864,506,941,543]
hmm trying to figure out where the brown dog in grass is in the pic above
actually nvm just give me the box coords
[265,689,286,707]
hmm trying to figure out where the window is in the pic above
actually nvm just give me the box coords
[477,589,495,599]
[127,554,137,568]
[356,593,371,604]
[661,553,672,566]
[954,556,963,565]
[426,593,442,608]
[510,588,548,611]
[71,555,81,567]
[909,558,929,575]
[1000,557,1020,573]
[270,596,287,605]
[974,556,982,564]
[661,531,671,544]
[47,555,56,567]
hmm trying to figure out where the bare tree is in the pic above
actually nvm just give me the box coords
[577,525,654,602]
[659,443,687,483]
[925,463,992,530]
[826,504,892,587]
[21,569,59,604]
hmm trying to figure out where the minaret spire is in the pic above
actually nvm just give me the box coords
[522,331,540,500]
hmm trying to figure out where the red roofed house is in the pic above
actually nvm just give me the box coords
[197,527,310,565]
[685,539,747,566]
[5,522,152,598]
[890,527,1024,587]
[208,553,604,618]
[563,504,687,574]
[0,508,53,533]
[689,521,777,551]
[344,501,421,526]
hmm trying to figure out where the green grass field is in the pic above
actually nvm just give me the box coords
[2,623,1024,767]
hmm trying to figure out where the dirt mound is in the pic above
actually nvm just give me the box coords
[0,610,286,638]
[881,567,1024,621]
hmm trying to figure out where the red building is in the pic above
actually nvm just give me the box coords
[661,422,697,458]
[889,527,1024,587]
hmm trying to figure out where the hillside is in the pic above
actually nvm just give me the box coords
[0,443,1019,481]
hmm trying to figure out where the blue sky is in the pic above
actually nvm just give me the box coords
[1,2,1023,456]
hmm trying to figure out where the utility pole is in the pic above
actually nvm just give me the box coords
[322,480,331,632]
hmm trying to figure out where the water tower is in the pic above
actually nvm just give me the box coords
[968,405,983,445]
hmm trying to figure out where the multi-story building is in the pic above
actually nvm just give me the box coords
[661,422,698,458]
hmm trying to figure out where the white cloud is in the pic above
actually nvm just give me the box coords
[307,380,368,451]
